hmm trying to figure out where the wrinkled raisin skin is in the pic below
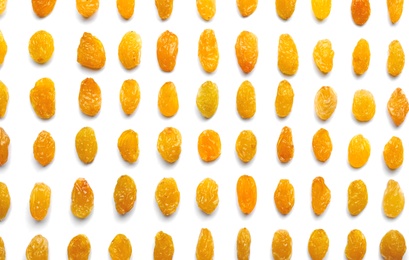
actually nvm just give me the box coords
[311,177,331,216]
[198,29,219,73]
[117,129,139,163]
[0,128,9,166]
[236,175,257,214]
[351,0,371,25]
[33,130,55,166]
[312,128,332,162]
[67,234,91,260]
[196,81,219,119]
[77,32,106,70]
[236,81,256,119]
[71,178,94,219]
[278,34,299,75]
[235,31,258,74]
[155,0,173,20]
[157,127,182,163]
[154,231,174,260]
[158,82,179,117]
[236,130,257,163]
[117,0,135,19]
[313,39,334,74]
[75,127,98,164]
[109,234,132,260]
[32,0,56,17]
[388,88,409,126]
[380,230,406,260]
[30,78,56,120]
[196,178,219,214]
[275,80,294,118]
[29,30,54,64]
[29,183,51,221]
[308,229,329,260]
[157,31,178,72]
[272,230,292,260]
[237,0,258,17]
[118,31,142,70]
[196,228,214,260]
[78,78,102,117]
[383,179,405,218]
[352,39,370,75]
[114,175,137,215]
[277,126,294,163]
[348,179,368,216]
[0,182,10,221]
[237,228,251,260]
[26,235,48,260]
[120,79,140,116]
[197,130,221,162]
[345,229,366,260]
[274,179,295,215]
[155,178,180,216]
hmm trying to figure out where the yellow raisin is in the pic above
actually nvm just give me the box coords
[155,0,173,20]
[314,86,337,121]
[155,177,180,216]
[313,39,334,74]
[380,230,406,260]
[312,128,332,162]
[117,0,134,19]
[196,81,219,119]
[114,175,137,215]
[154,231,174,260]
[196,228,214,260]
[237,0,257,16]
[157,127,182,163]
[351,0,371,25]
[352,39,370,75]
[235,130,257,163]
[33,130,55,167]
[118,31,142,70]
[30,78,55,120]
[158,82,179,117]
[77,32,106,70]
[237,175,257,214]
[26,235,48,260]
[276,0,296,20]
[311,0,331,20]
[345,229,366,260]
[197,0,216,21]
[0,182,10,221]
[383,179,405,218]
[196,178,219,214]
[0,31,7,64]
[348,134,370,168]
[235,31,258,74]
[75,127,98,164]
[308,229,329,260]
[0,237,4,260]
[76,0,99,18]
[109,234,132,260]
[277,126,294,163]
[388,0,404,24]
[311,177,331,216]
[29,182,51,221]
[117,129,139,163]
[388,87,409,126]
[198,129,221,162]
[237,80,256,119]
[348,179,368,216]
[28,30,54,64]
[387,40,405,77]
[278,34,299,75]
[0,81,9,118]
[237,228,251,260]
[0,128,9,166]
[198,29,219,73]
[32,0,56,17]
[120,79,140,115]
[384,136,404,170]
[78,78,101,117]
[352,89,376,122]
[272,230,292,260]
[157,31,178,72]
[67,234,91,260]
[71,178,94,219]
[274,179,295,215]
[275,80,294,118]
[0,0,6,15]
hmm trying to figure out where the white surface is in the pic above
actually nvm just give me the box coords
[0,0,408,259]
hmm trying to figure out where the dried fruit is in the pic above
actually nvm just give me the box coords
[278,34,299,75]
[196,178,219,214]
[380,230,406,259]
[313,39,334,74]
[311,177,331,216]
[348,179,368,216]
[196,228,214,260]
[348,134,371,168]
[383,179,405,218]
[308,229,329,260]
[237,228,251,260]
[196,81,219,118]
[157,127,181,163]
[0,128,9,166]
[236,130,257,163]
[388,40,405,77]
[75,127,98,164]
[117,129,139,163]
[351,0,371,25]
[388,0,404,24]
[157,31,178,72]
[276,0,296,19]
[154,231,174,260]
[30,78,55,120]
[237,175,257,214]
[197,0,216,21]
[0,81,9,118]
[71,178,94,219]
[0,31,7,64]
[158,82,179,117]
[314,86,337,121]
[388,88,409,126]
[275,80,294,118]
[0,237,4,260]
[76,0,99,18]
[118,31,142,70]
[272,230,292,260]
[237,0,257,16]
[32,0,56,17]
[155,0,173,19]
[274,179,295,215]
[352,39,370,75]
[29,183,51,221]
[384,136,404,170]
[312,0,331,20]
[77,32,106,70]
[67,234,91,260]
[155,177,180,216]
[120,79,140,115]
[0,0,6,15]
[277,126,294,163]
[78,78,101,117]
[345,229,366,260]
[235,31,258,74]
[114,175,137,215]
[26,235,48,260]
[0,182,10,221]
[198,29,219,73]
[236,80,256,119]
[33,130,55,167]
[198,129,221,162]
[109,234,132,260]
[312,128,332,162]
[117,0,134,19]
[352,89,376,122]
[29,30,54,64]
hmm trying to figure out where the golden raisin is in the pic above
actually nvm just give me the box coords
[78,78,101,117]
[388,88,409,126]
[388,40,405,77]
[0,81,9,118]
[275,80,294,118]
[308,229,329,260]
[348,179,368,216]
[118,31,142,70]
[32,0,56,17]
[235,31,258,74]
[352,89,376,122]
[30,78,55,120]
[0,0,6,15]
[352,39,370,75]
[67,234,91,260]
[75,127,98,164]
[155,0,173,20]
[0,31,7,65]
[26,235,48,260]
[237,0,257,16]
[237,80,256,119]
[157,127,181,163]
[313,39,334,74]
[157,31,178,72]
[109,234,132,260]
[236,175,257,214]
[196,178,219,214]
[384,136,404,170]
[345,229,366,260]
[311,0,331,20]
[383,179,405,218]
[33,130,55,167]
[0,128,9,166]
[197,0,216,21]
[277,126,294,163]
[351,0,371,25]
[117,129,139,163]
[278,34,299,75]
[314,86,337,121]
[274,179,295,215]
[276,0,296,20]
[71,178,94,219]
[196,81,219,119]
[311,177,331,216]
[348,134,371,168]
[380,230,406,259]
[114,175,137,215]
[237,228,251,260]
[0,182,10,221]
[196,228,214,260]
[120,79,140,116]
[388,0,404,24]
[117,0,134,19]
[30,182,51,221]
[155,177,180,216]
[76,0,99,18]
[312,128,332,162]
[28,30,54,64]
[0,237,4,260]
[198,129,221,162]
[272,230,292,260]
[154,231,174,260]
[198,29,219,73]
[236,130,257,163]
[77,32,106,70]
[158,82,179,117]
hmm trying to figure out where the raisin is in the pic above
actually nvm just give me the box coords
[196,178,219,214]
[75,127,98,164]
[236,80,256,119]
[76,0,99,18]
[308,229,329,260]
[384,136,403,170]
[235,31,258,74]
[26,235,48,260]
[278,34,299,75]
[154,231,174,260]
[380,230,406,259]
[237,0,257,16]
[345,229,366,260]
[348,134,370,168]
[157,127,181,163]
[29,183,51,221]
[235,130,257,163]
[277,126,294,163]
[313,39,334,74]
[67,234,91,260]
[32,0,56,17]
[272,230,292,260]
[157,31,178,72]
[118,31,142,70]
[388,0,404,24]
[312,128,332,162]
[348,179,368,216]
[0,182,10,221]
[311,177,331,216]
[198,129,221,162]
[109,234,132,260]
[155,177,180,216]
[33,130,55,167]
[351,0,370,25]
[30,78,55,120]
[71,178,94,219]
[314,86,337,121]
[120,79,140,115]
[158,82,179,117]
[197,0,216,20]
[0,237,4,260]
[387,40,405,77]
[237,228,251,260]
[0,128,9,166]
[28,30,54,64]
[352,39,370,75]
[196,81,219,119]
[0,31,7,64]
[275,80,294,118]
[383,179,405,218]
[0,0,6,15]
[312,0,331,20]
[352,89,376,122]
[274,179,295,215]
[77,32,106,70]
[117,129,139,163]
[196,228,214,260]
[276,0,296,20]
[155,0,173,19]
[114,175,137,215]
[236,175,257,214]
[0,81,9,118]
[198,29,219,73]
[78,78,101,117]
[117,0,134,19]
[388,88,409,126]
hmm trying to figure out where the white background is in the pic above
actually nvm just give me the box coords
[0,0,408,259]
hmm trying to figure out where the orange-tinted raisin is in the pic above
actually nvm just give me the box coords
[348,134,371,168]
[274,179,295,215]
[236,80,256,119]
[157,127,182,163]
[71,178,94,219]
[196,81,219,119]
[32,0,56,17]
[388,0,404,24]
[28,30,54,64]
[278,34,298,75]
[237,228,251,260]
[117,0,134,19]
[77,32,106,70]
[198,130,221,162]
[30,78,55,120]
[276,0,296,20]
[154,231,174,260]
[314,86,337,120]
[155,0,173,20]
[308,229,329,260]
[235,130,257,163]
[312,0,331,20]
[0,128,9,166]
[0,0,6,15]
[76,0,99,18]
[120,79,140,116]
[33,130,55,167]
[272,229,292,260]
[197,0,216,21]
[75,127,98,164]
[312,128,332,162]
[157,31,178,72]
[67,234,91,260]
[313,39,334,74]
[0,182,10,221]
[118,31,142,70]
[237,0,257,17]
[78,78,101,117]
[351,0,371,25]
[0,237,4,260]
[198,29,219,73]
[380,230,406,259]
[109,234,132,260]
[345,229,366,260]
[0,31,7,65]
[383,136,404,170]
[158,82,179,117]
[352,89,376,122]
[383,179,405,218]
[196,178,219,214]
[388,87,409,126]
[155,177,180,216]
[29,183,51,221]
[196,228,214,260]
[235,31,258,74]
[348,179,368,216]
[114,175,137,215]
[26,235,48,260]
[117,129,139,163]
[275,80,294,118]
[352,39,370,75]
[311,176,331,216]
[0,81,8,118]
[236,175,257,214]
[387,40,405,77]
[277,126,294,163]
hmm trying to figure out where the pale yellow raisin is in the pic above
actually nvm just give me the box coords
[236,80,256,119]
[275,80,294,118]
[118,31,142,70]
[278,34,298,75]
[196,81,219,119]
